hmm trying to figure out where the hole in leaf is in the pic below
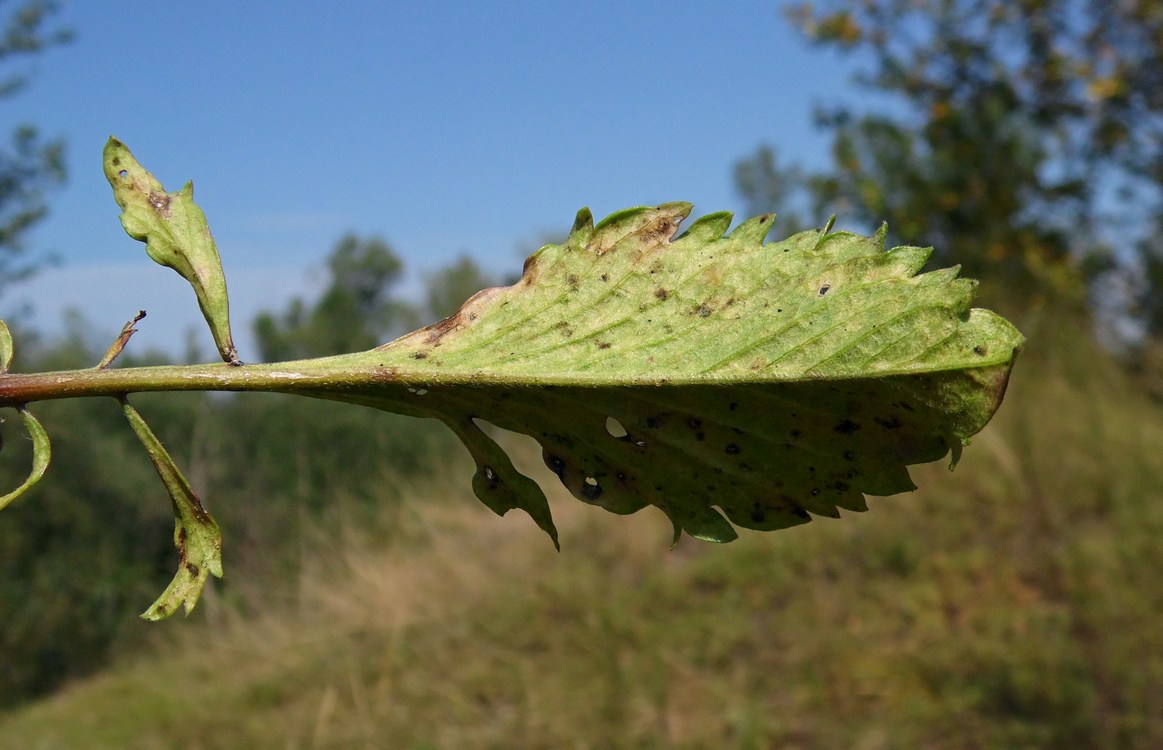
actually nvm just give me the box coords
[581,476,603,501]
[605,416,628,438]
[118,169,128,178]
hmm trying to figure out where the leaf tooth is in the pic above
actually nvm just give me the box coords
[568,207,595,249]
[675,211,733,244]
[727,213,777,247]
[885,245,933,277]
[590,203,692,255]
[676,504,738,543]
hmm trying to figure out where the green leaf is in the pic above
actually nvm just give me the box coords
[103,137,239,364]
[298,203,1023,543]
[0,319,13,373]
[0,407,51,512]
[121,399,223,619]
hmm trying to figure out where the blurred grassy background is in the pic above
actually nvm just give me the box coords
[1,307,1160,749]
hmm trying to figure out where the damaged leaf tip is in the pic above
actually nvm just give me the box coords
[103,138,239,364]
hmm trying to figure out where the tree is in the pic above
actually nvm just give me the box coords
[737,0,1163,337]
[253,233,418,361]
[423,254,496,321]
[0,0,70,291]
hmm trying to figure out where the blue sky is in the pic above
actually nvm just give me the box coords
[9,1,863,358]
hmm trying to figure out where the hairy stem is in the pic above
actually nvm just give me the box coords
[0,359,418,407]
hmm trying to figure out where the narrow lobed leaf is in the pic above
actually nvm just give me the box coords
[103,137,239,364]
[121,398,223,619]
[0,407,51,512]
[0,320,13,374]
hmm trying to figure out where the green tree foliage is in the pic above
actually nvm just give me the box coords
[253,233,418,361]
[737,0,1163,336]
[424,254,496,321]
[0,0,70,290]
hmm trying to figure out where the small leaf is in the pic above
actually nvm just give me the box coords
[0,407,51,511]
[0,320,13,373]
[121,398,222,619]
[103,138,239,364]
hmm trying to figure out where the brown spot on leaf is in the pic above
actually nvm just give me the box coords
[834,419,861,435]
[545,454,566,480]
[655,288,668,300]
[148,191,171,217]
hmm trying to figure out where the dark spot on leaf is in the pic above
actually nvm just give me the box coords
[811,488,820,496]
[600,273,609,282]
[725,443,741,455]
[185,562,200,577]
[645,414,668,429]
[973,345,987,356]
[818,284,831,296]
[750,506,766,523]
[793,508,811,520]
[834,419,861,434]
[567,274,580,290]
[597,340,611,349]
[790,429,801,439]
[834,481,850,492]
[687,417,702,430]
[843,450,856,461]
[412,351,428,360]
[875,416,903,430]
[655,288,668,300]
[729,402,738,411]
[545,455,566,480]
[148,191,171,216]
[695,303,712,317]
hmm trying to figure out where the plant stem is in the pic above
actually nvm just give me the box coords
[0,359,418,407]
